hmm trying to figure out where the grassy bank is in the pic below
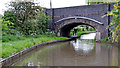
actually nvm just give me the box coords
[70,31,95,36]
[2,31,95,58]
[2,35,67,58]
[77,31,95,36]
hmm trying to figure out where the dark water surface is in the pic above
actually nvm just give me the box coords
[9,39,119,66]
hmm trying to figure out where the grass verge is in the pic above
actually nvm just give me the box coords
[70,31,95,36]
[2,35,67,58]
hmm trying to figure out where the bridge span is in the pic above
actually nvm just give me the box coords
[45,3,114,39]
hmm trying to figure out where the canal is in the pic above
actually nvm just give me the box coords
[6,38,119,66]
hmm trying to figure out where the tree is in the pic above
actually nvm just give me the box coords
[3,1,48,35]
[3,0,51,36]
[34,11,50,34]
[7,1,42,31]
[0,17,2,40]
[3,11,16,24]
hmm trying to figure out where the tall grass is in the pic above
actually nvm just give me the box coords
[2,35,67,58]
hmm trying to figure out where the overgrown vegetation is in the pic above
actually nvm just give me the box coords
[106,1,120,43]
[2,1,50,36]
[0,16,2,58]
[87,0,112,5]
[87,2,104,5]
[1,1,67,58]
[2,34,67,58]
[87,1,120,44]
[100,37,109,42]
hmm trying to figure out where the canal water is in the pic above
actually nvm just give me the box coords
[9,39,119,66]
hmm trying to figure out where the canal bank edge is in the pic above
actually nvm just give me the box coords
[0,37,78,66]
[96,41,119,47]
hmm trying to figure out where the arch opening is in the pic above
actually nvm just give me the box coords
[55,16,106,40]
[60,23,96,37]
[70,24,95,36]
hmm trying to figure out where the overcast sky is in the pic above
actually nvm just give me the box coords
[0,0,87,15]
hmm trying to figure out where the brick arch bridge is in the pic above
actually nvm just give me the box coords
[45,3,114,39]
[55,16,104,37]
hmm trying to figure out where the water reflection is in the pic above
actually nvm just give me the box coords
[27,62,34,66]
[71,39,95,55]
[7,39,119,66]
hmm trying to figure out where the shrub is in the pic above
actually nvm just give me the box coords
[2,35,26,42]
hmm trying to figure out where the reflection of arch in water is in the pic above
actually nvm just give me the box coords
[71,39,95,55]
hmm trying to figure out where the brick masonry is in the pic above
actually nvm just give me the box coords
[45,3,114,39]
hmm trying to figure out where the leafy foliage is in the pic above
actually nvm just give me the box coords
[2,1,50,36]
[1,0,66,58]
[3,11,16,24]
[101,37,109,42]
[2,19,16,36]
[0,17,2,40]
[32,12,50,34]
[87,2,104,5]
[106,1,120,43]
[87,0,120,43]
[87,0,112,5]
[8,1,42,23]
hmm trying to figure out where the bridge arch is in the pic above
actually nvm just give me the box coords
[55,16,105,39]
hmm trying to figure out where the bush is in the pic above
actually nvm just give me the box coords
[101,37,109,42]
[2,35,26,42]
[2,36,10,42]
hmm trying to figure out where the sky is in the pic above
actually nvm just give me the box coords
[0,0,87,15]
